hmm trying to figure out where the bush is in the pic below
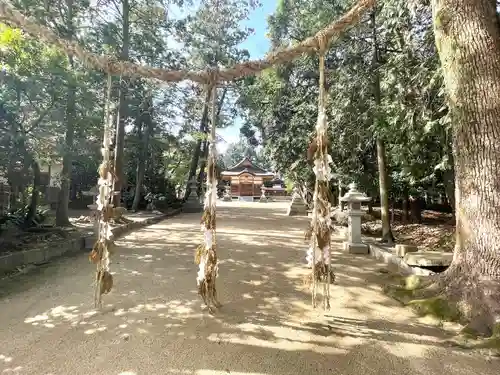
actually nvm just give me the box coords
[145,192,182,211]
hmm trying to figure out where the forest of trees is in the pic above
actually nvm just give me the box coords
[0,0,251,224]
[1,0,500,336]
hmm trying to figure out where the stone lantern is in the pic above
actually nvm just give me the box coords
[287,186,307,216]
[340,182,371,254]
[222,185,232,201]
[259,186,267,202]
[183,177,203,213]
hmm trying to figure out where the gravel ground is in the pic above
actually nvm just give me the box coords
[0,201,498,375]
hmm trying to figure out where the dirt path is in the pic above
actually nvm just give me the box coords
[0,202,497,374]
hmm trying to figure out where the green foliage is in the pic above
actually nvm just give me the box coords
[236,0,453,204]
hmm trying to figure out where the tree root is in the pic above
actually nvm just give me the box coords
[407,296,461,322]
[383,271,500,351]
[383,274,462,321]
[444,323,500,353]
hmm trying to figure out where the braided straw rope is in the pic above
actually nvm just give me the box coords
[0,0,375,83]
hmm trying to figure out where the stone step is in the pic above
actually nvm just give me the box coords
[394,244,418,257]
[404,251,453,267]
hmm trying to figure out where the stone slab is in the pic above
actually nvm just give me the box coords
[404,251,453,267]
[367,241,435,276]
[343,242,369,255]
[0,209,181,274]
[394,244,418,257]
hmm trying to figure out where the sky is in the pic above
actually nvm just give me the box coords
[215,1,277,153]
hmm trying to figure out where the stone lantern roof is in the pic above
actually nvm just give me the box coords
[340,182,371,202]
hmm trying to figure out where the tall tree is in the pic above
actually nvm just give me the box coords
[371,9,394,243]
[112,0,131,207]
[422,0,500,335]
[178,0,257,195]
[55,0,77,226]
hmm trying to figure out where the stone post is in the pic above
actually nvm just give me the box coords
[183,178,203,213]
[340,182,371,254]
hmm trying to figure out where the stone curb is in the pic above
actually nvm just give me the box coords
[367,240,435,276]
[0,209,181,275]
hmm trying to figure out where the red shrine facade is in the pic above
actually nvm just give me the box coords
[220,157,275,201]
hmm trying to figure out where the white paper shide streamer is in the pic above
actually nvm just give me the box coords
[306,107,333,268]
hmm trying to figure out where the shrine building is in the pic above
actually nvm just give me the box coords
[220,157,275,202]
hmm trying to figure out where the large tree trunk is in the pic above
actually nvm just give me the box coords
[56,56,76,227]
[132,96,153,212]
[430,0,500,335]
[371,10,394,244]
[112,0,130,207]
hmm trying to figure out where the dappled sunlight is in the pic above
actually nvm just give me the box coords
[2,202,499,374]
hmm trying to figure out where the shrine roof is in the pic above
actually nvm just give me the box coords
[221,157,274,176]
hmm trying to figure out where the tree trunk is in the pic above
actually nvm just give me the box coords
[431,0,500,334]
[402,189,409,223]
[185,87,212,200]
[443,155,455,217]
[56,55,76,226]
[367,200,373,214]
[371,10,394,244]
[132,96,153,212]
[197,87,227,195]
[25,157,41,226]
[338,180,343,211]
[112,0,130,207]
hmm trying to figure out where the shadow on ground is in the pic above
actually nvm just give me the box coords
[0,202,498,374]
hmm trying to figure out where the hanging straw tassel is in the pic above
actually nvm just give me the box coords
[318,48,332,310]
[306,34,334,310]
[196,81,222,314]
[91,74,115,309]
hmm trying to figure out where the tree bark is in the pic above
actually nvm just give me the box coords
[402,188,409,223]
[371,10,394,244]
[338,180,344,211]
[431,0,500,333]
[56,56,76,226]
[25,156,41,227]
[443,153,455,216]
[132,95,153,212]
[112,0,130,207]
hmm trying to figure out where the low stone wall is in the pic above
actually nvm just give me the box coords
[367,240,435,276]
[0,209,181,275]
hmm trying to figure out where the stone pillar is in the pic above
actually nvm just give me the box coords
[183,178,203,213]
[286,187,307,216]
[222,185,232,201]
[341,183,371,254]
